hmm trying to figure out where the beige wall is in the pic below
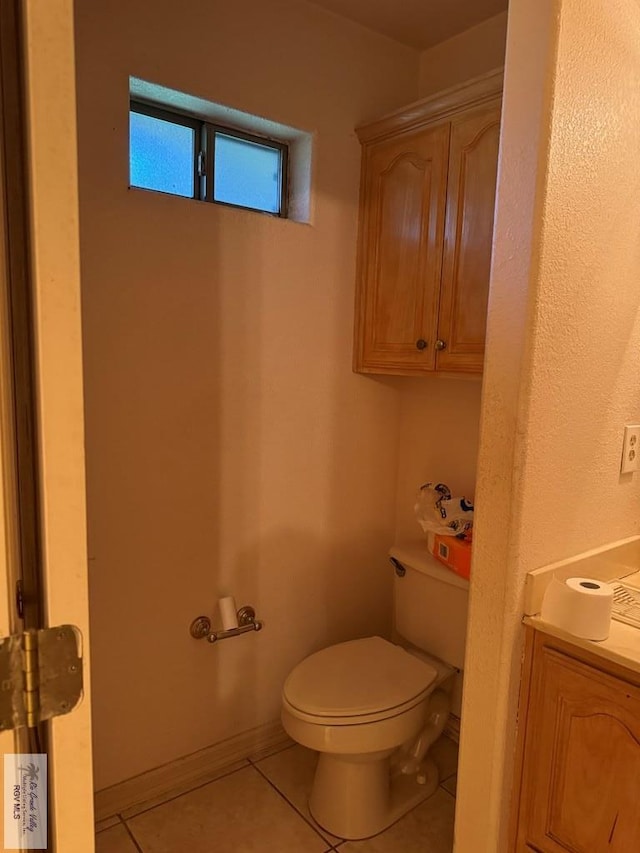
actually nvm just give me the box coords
[393,377,483,721]
[456,0,640,849]
[394,16,508,547]
[75,0,419,790]
[419,12,507,98]
[394,378,482,543]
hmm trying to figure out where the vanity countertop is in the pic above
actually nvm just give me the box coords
[523,613,640,675]
[523,535,640,675]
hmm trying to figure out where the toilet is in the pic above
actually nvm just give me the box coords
[281,547,469,840]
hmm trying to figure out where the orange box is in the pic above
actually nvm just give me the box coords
[430,534,472,580]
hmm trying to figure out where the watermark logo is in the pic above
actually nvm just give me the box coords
[4,754,47,850]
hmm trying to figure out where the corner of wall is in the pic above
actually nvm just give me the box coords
[418,11,508,98]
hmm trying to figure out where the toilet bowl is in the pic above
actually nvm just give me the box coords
[281,635,453,840]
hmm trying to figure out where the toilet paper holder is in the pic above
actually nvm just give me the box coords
[189,606,263,644]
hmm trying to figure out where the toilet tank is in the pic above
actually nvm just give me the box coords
[390,544,469,670]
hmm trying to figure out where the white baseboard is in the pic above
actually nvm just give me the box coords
[96,715,461,824]
[444,714,460,744]
[94,720,292,823]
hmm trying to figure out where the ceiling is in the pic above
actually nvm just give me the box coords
[307,0,508,50]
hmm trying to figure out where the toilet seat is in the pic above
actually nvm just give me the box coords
[283,636,437,725]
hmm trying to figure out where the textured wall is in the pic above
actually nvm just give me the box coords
[419,12,507,98]
[457,0,640,849]
[394,378,482,544]
[75,0,419,790]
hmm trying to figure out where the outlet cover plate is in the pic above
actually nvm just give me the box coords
[621,425,640,474]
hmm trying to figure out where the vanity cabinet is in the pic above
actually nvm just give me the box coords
[512,629,640,853]
[353,72,502,376]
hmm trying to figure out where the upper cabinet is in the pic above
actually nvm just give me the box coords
[353,72,502,376]
[437,105,501,372]
[355,122,450,373]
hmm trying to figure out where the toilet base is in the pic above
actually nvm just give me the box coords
[309,751,439,840]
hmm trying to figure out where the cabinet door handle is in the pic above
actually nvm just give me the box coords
[415,339,428,351]
[435,339,447,351]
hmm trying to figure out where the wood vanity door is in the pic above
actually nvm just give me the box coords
[436,101,501,373]
[354,122,450,374]
[520,646,640,853]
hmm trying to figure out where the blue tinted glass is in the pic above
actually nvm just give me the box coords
[214,133,282,214]
[130,111,195,198]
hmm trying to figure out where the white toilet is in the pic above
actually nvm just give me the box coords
[281,547,469,840]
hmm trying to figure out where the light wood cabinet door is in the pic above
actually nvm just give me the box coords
[354,123,450,374]
[520,645,640,853]
[436,102,501,372]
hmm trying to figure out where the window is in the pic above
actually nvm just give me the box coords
[130,106,197,199]
[129,101,288,216]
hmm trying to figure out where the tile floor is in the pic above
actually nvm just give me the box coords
[95,737,458,853]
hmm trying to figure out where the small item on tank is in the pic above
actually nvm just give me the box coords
[414,482,474,537]
[415,482,474,580]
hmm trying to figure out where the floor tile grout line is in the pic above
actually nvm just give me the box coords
[121,819,145,852]
[322,785,453,853]
[98,752,457,849]
[98,746,299,826]
[249,762,331,839]
[113,761,252,823]
[95,745,297,828]
[250,760,342,847]
[104,771,455,852]
[349,782,455,841]
[251,756,458,847]
[439,785,456,802]
[95,815,123,834]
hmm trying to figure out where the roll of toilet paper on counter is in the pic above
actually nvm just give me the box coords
[540,576,613,641]
[218,596,239,631]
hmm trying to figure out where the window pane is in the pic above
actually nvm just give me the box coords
[214,133,283,214]
[130,111,195,198]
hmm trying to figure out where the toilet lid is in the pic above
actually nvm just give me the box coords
[283,636,437,718]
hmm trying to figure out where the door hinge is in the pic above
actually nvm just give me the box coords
[0,625,83,730]
[15,579,24,620]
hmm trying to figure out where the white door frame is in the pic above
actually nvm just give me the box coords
[15,1,94,849]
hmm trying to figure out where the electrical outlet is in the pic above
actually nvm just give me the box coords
[621,425,640,474]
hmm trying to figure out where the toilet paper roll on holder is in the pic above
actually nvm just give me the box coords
[190,606,263,644]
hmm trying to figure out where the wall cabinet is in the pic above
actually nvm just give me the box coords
[353,72,502,376]
[512,629,640,853]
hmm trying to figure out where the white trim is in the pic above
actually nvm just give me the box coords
[444,714,460,744]
[95,720,292,822]
[0,44,20,799]
[356,67,504,143]
[21,2,94,849]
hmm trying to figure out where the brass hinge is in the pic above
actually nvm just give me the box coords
[0,625,83,731]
